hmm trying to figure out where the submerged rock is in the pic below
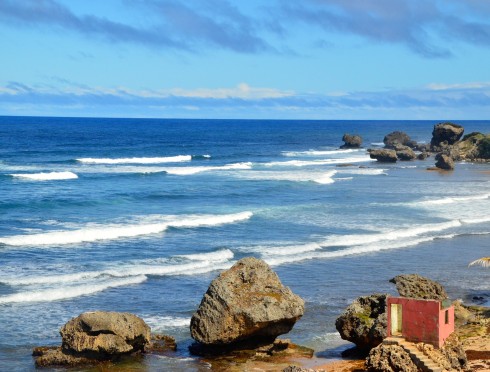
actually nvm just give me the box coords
[190,257,304,352]
[335,294,388,350]
[368,149,397,163]
[389,274,448,300]
[435,153,455,170]
[341,133,362,148]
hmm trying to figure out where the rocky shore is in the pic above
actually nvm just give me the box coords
[32,257,489,371]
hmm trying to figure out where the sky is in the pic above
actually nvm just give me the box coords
[1,0,490,119]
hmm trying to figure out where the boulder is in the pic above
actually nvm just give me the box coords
[417,152,429,160]
[341,134,362,148]
[190,257,304,350]
[395,146,416,161]
[366,343,418,372]
[435,153,455,170]
[368,149,397,163]
[61,311,151,358]
[455,132,490,161]
[430,122,464,149]
[335,294,388,350]
[389,274,448,300]
[383,131,415,149]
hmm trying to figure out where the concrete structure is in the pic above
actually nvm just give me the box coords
[387,296,454,348]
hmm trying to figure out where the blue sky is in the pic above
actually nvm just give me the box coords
[1,0,490,119]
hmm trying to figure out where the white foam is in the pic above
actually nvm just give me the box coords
[76,155,192,164]
[143,315,190,331]
[282,149,359,157]
[0,275,147,304]
[337,168,387,175]
[416,193,490,206]
[235,170,337,184]
[9,171,78,181]
[0,212,253,246]
[264,156,372,167]
[462,216,490,225]
[164,162,252,175]
[177,248,234,261]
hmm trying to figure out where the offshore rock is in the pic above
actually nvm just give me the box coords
[455,132,490,161]
[389,274,448,300]
[383,131,416,149]
[365,343,418,372]
[61,311,151,357]
[435,153,455,170]
[417,151,429,160]
[395,146,416,161]
[368,149,397,163]
[335,294,388,350]
[341,133,362,148]
[430,122,464,149]
[190,257,304,351]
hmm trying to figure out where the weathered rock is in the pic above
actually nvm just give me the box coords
[149,334,177,352]
[430,122,464,149]
[383,131,415,149]
[190,257,304,350]
[61,311,151,358]
[417,152,429,160]
[341,134,362,148]
[435,153,455,170]
[414,143,430,152]
[365,343,418,372]
[33,347,98,368]
[395,146,416,161]
[389,274,448,300]
[455,132,490,161]
[283,366,324,372]
[368,149,397,163]
[416,333,467,371]
[335,294,388,350]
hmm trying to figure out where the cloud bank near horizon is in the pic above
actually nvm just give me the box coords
[1,0,490,57]
[2,81,490,119]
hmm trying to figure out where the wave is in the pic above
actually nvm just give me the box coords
[264,156,372,168]
[414,193,490,206]
[143,315,190,331]
[0,212,253,246]
[236,170,337,184]
[282,149,359,157]
[336,168,387,176]
[164,162,252,175]
[0,275,147,304]
[76,155,192,164]
[9,171,78,181]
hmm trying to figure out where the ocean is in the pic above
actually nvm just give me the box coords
[0,117,489,371]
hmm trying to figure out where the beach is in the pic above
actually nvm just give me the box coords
[0,117,489,371]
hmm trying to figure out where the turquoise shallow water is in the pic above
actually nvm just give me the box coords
[0,117,489,370]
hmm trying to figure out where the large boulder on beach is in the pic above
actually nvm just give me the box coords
[431,122,464,149]
[335,294,388,350]
[384,131,416,149]
[389,274,448,300]
[366,343,418,372]
[341,133,362,148]
[435,153,455,170]
[61,311,151,357]
[190,257,304,349]
[368,149,397,163]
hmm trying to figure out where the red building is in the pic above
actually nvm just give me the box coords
[387,296,454,348]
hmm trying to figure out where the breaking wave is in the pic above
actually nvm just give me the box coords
[235,170,337,184]
[282,149,359,157]
[9,172,78,181]
[76,155,192,164]
[0,212,253,246]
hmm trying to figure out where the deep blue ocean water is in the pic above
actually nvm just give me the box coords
[0,117,489,371]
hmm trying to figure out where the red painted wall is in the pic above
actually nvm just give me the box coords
[387,297,454,348]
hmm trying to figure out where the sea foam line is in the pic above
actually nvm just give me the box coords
[235,170,337,184]
[264,156,372,167]
[414,193,490,206]
[282,149,359,157]
[76,155,192,164]
[0,275,147,304]
[0,212,253,246]
[9,171,78,181]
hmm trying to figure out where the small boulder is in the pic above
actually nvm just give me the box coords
[383,131,415,149]
[435,153,455,170]
[190,257,304,350]
[368,149,397,163]
[335,294,388,350]
[389,274,448,300]
[366,343,418,372]
[417,152,429,160]
[341,134,362,148]
[61,311,151,357]
[431,122,464,149]
[395,146,416,161]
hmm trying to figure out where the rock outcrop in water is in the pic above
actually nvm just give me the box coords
[368,149,398,163]
[335,294,388,351]
[435,153,455,170]
[394,145,416,161]
[341,133,362,148]
[430,122,465,150]
[33,311,152,367]
[455,132,490,161]
[383,131,417,149]
[189,257,304,354]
